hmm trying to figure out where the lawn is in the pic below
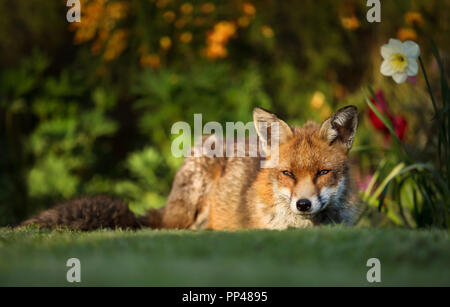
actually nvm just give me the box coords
[0,226,449,286]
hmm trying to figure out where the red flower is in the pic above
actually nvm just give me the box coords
[368,90,407,140]
[392,115,407,140]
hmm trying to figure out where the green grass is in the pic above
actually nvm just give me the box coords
[0,226,449,286]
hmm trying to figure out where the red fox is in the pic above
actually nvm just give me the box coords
[20,106,359,230]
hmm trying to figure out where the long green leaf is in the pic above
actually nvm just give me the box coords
[378,163,449,222]
[363,87,408,156]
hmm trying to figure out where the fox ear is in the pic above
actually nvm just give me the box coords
[320,105,358,150]
[253,108,293,148]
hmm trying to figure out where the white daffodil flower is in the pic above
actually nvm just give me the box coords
[380,38,420,83]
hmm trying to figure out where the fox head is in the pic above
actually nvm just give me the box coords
[253,106,358,223]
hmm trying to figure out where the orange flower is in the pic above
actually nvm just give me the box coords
[242,3,256,15]
[405,11,424,27]
[140,53,160,69]
[180,3,193,15]
[208,21,236,44]
[260,26,274,38]
[180,32,193,43]
[156,0,169,9]
[397,27,417,42]
[201,3,215,14]
[103,29,128,61]
[163,11,176,23]
[106,2,129,20]
[237,16,250,28]
[74,26,97,44]
[72,0,105,43]
[91,29,109,55]
[205,21,236,60]
[160,36,172,50]
[205,43,227,59]
[71,0,130,59]
[340,15,360,30]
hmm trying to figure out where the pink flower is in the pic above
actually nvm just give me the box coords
[358,174,374,191]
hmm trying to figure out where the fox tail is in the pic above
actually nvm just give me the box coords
[18,195,162,230]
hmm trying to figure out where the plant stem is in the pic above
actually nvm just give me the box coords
[419,56,438,114]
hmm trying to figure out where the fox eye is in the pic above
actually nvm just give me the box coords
[282,170,295,180]
[317,169,330,176]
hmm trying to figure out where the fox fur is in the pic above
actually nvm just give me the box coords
[19,106,359,231]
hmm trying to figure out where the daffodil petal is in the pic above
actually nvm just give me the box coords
[388,38,403,52]
[406,58,419,76]
[403,40,420,58]
[381,45,393,59]
[380,60,395,76]
[392,72,408,84]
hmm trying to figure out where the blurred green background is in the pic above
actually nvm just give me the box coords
[0,0,449,227]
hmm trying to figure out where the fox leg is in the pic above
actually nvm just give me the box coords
[154,156,218,229]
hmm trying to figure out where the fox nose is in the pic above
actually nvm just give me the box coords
[296,199,312,212]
